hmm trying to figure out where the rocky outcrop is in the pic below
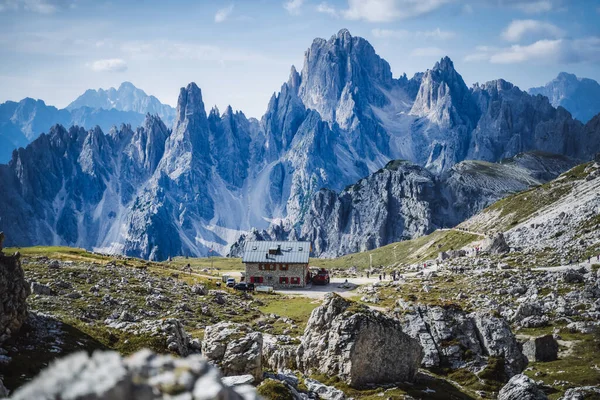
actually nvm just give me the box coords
[498,374,548,400]
[262,334,297,372]
[202,322,263,382]
[269,151,574,257]
[401,305,527,377]
[522,335,558,362]
[297,294,423,387]
[481,232,510,254]
[0,249,30,344]
[9,349,258,400]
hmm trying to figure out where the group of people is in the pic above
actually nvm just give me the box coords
[365,268,401,281]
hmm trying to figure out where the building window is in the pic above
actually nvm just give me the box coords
[290,277,300,285]
[280,264,289,271]
[270,264,277,271]
[250,276,263,284]
[279,277,289,284]
[258,264,264,271]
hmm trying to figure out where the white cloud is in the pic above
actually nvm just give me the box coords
[120,40,267,63]
[283,0,304,15]
[372,27,456,40]
[465,37,600,64]
[316,2,337,16]
[88,58,128,72]
[410,46,446,57]
[513,0,553,13]
[501,19,564,42]
[342,0,452,22]
[214,4,234,23]
[0,0,60,13]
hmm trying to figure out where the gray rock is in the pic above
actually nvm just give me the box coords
[0,252,30,344]
[522,335,558,362]
[401,305,527,377]
[191,284,207,295]
[498,374,548,400]
[472,311,528,378]
[30,281,55,296]
[304,378,346,400]
[481,232,510,254]
[262,334,297,372]
[297,293,422,387]
[202,322,263,382]
[563,269,585,284]
[10,348,257,400]
[560,386,600,400]
[0,376,8,398]
[221,375,255,387]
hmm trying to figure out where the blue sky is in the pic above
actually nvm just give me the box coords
[0,0,599,118]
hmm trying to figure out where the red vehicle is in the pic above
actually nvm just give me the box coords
[312,268,330,285]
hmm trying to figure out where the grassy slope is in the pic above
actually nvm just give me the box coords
[460,162,592,234]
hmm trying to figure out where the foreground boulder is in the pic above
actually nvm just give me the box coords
[401,305,527,377]
[0,250,30,344]
[10,349,258,400]
[297,293,423,388]
[498,374,548,400]
[522,335,558,362]
[202,322,263,382]
[0,377,7,398]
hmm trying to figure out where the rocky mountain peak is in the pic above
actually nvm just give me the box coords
[175,82,207,125]
[433,56,455,73]
[288,65,301,92]
[411,56,480,129]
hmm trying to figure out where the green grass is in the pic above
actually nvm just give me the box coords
[257,295,320,335]
[257,379,295,400]
[310,230,480,270]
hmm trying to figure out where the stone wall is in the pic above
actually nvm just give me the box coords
[0,251,30,344]
[245,262,308,288]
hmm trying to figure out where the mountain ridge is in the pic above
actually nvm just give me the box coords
[1,29,600,260]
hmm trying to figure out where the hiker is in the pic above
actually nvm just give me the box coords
[367,271,370,279]
[383,272,386,280]
[379,274,382,281]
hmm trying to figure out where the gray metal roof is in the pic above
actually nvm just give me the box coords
[242,240,311,264]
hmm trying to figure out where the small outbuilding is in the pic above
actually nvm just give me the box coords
[242,241,310,288]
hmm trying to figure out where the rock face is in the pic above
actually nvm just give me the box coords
[0,251,30,344]
[522,335,558,362]
[262,334,297,372]
[9,349,258,400]
[498,374,548,400]
[257,152,575,257]
[202,322,263,382]
[297,294,423,387]
[2,29,600,260]
[401,305,527,377]
[529,72,600,124]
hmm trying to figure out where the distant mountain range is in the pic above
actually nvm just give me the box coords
[529,72,600,124]
[1,29,599,260]
[0,83,175,163]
